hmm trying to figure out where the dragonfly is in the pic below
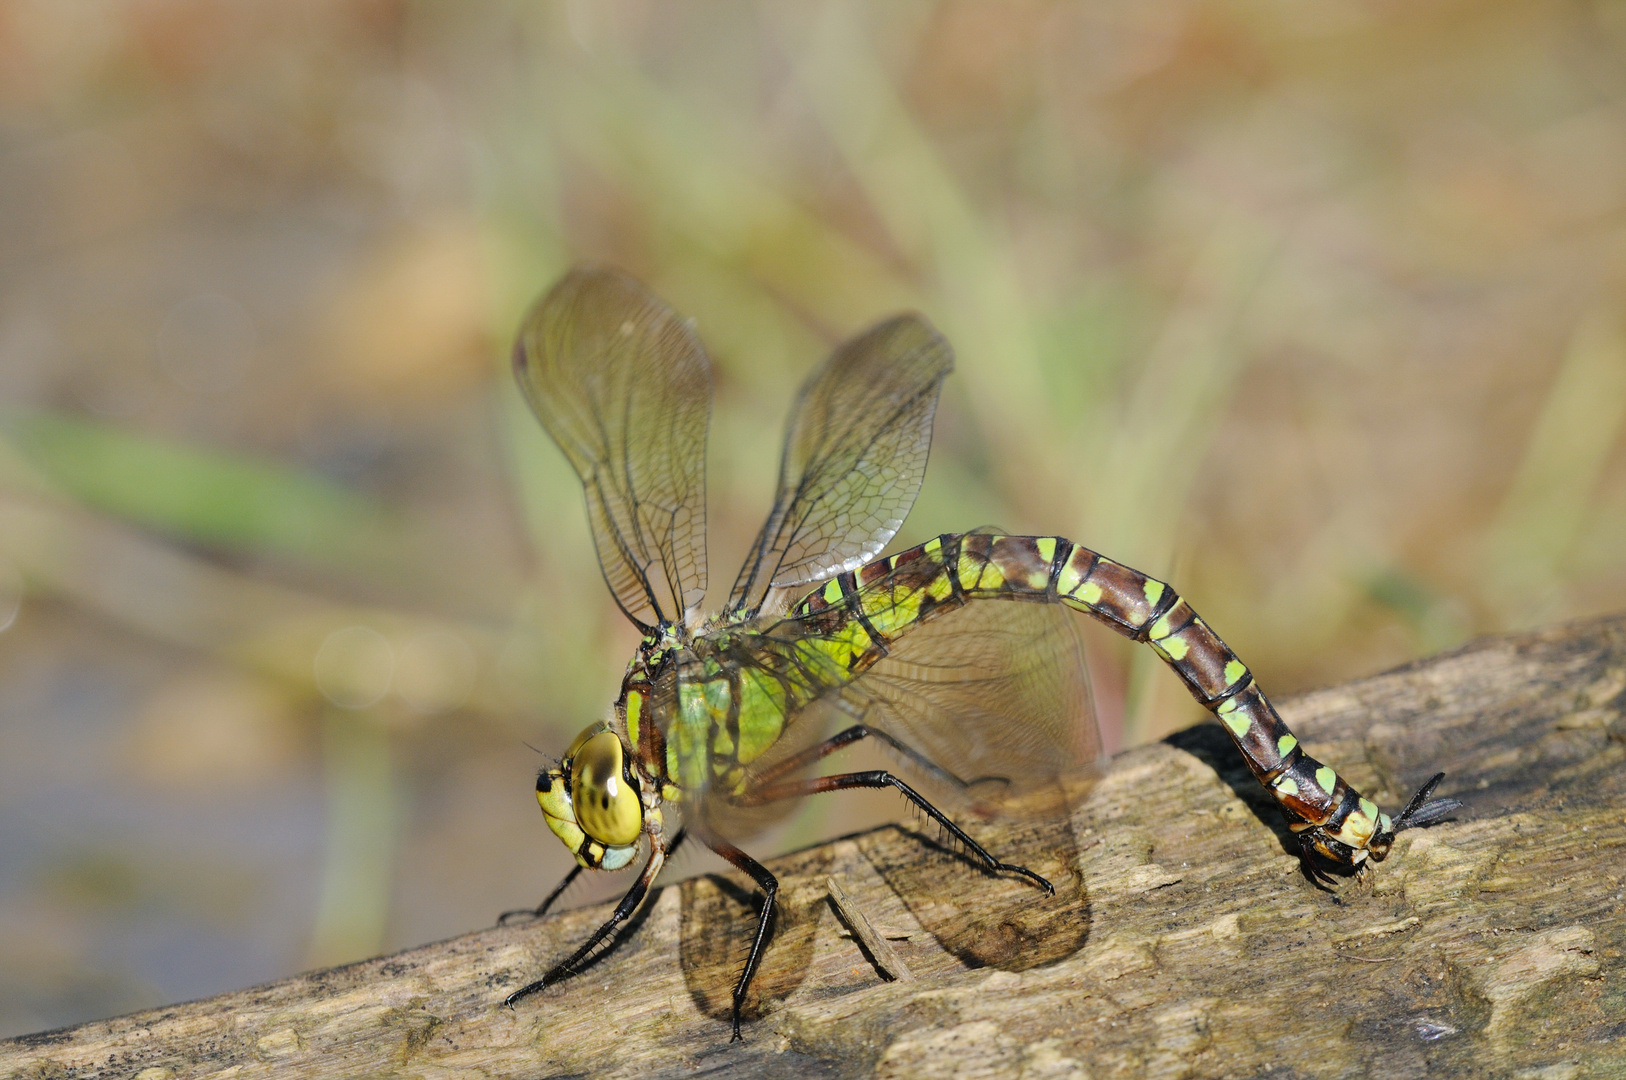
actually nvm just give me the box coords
[500,265,1460,1039]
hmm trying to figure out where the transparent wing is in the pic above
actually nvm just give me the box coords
[846,601,1102,800]
[727,315,952,616]
[513,266,711,630]
[697,599,1101,842]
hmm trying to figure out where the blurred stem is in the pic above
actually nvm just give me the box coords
[537,40,916,324]
[787,3,1056,499]
[3,412,400,574]
[1481,307,1626,626]
[1086,213,1277,565]
[0,485,513,721]
[305,708,399,970]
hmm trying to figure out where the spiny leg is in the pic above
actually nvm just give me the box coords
[499,828,690,926]
[735,770,1053,895]
[504,844,667,1007]
[701,835,778,1043]
[1296,831,1344,890]
[747,721,981,796]
[700,763,1052,1042]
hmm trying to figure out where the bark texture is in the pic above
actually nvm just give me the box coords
[5,616,1625,1080]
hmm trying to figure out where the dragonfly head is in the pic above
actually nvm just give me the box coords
[536,722,643,871]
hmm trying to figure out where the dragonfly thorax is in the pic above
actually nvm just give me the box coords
[624,625,689,679]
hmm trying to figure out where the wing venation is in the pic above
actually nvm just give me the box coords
[514,266,711,629]
[728,315,952,615]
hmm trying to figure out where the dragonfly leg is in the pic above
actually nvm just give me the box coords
[748,724,976,795]
[498,865,582,925]
[735,771,1054,895]
[700,835,778,1043]
[504,844,667,1007]
[745,724,872,787]
[497,828,690,926]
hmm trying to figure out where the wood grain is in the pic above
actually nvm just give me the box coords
[5,615,1624,1079]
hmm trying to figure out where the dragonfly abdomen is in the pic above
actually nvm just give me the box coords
[791,532,1391,860]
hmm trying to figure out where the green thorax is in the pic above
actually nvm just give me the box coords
[613,601,875,801]
[615,541,985,803]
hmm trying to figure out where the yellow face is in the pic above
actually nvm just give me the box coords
[536,723,643,870]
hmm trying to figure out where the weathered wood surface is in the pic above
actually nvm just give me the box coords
[5,615,1625,1079]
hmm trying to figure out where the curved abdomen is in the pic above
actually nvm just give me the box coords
[788,532,1394,861]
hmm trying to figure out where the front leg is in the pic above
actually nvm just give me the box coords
[504,844,667,1007]
[498,865,582,926]
[499,828,690,926]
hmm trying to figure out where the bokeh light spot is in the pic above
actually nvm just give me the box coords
[314,626,394,710]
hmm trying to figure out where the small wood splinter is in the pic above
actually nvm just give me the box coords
[825,876,914,982]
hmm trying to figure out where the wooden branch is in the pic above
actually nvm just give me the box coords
[6,616,1625,1079]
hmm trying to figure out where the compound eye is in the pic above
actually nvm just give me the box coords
[570,730,641,846]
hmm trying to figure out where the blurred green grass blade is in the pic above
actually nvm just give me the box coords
[1482,308,1626,624]
[305,708,398,969]
[787,5,1056,495]
[5,412,399,568]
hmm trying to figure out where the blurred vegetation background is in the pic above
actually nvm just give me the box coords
[2,0,1625,1038]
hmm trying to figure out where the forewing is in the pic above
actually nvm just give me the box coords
[513,266,711,629]
[728,315,952,615]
